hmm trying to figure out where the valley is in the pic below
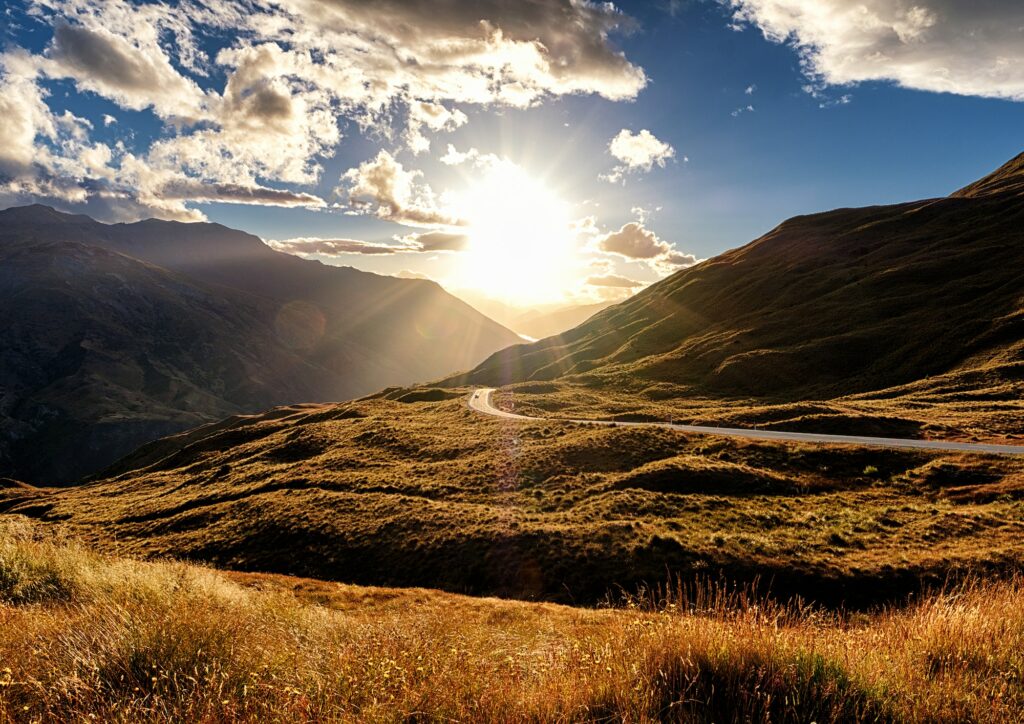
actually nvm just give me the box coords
[5,389,1024,609]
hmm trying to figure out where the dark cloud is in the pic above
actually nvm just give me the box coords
[598,221,672,260]
[397,230,470,252]
[285,0,646,101]
[159,180,324,207]
[268,237,412,255]
[46,22,206,119]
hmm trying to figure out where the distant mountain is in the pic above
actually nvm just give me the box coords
[451,153,1024,404]
[513,301,615,340]
[457,294,617,339]
[0,205,519,484]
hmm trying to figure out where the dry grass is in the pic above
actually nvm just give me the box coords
[2,519,1024,722]
[496,374,1024,444]
[5,394,1024,607]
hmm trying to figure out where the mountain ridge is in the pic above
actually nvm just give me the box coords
[0,205,520,484]
[447,155,1024,407]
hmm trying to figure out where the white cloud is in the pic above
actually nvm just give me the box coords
[406,102,468,154]
[731,104,755,117]
[439,144,500,168]
[338,150,463,228]
[2,0,648,220]
[727,0,1024,101]
[602,128,675,183]
[0,54,56,178]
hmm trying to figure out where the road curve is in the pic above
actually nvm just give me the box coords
[468,388,1024,456]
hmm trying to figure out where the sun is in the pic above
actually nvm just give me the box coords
[451,162,577,305]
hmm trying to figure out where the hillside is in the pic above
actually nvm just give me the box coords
[4,391,1024,608]
[0,205,519,484]
[451,153,1024,414]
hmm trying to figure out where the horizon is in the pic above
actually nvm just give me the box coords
[4,143,1019,326]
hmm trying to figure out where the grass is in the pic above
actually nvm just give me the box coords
[490,373,1024,444]
[4,394,1024,608]
[3,519,1024,721]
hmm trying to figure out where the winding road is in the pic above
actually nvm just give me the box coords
[468,388,1024,456]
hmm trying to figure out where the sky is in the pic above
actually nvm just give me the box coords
[2,0,1023,309]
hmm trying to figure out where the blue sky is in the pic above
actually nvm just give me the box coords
[2,0,1023,308]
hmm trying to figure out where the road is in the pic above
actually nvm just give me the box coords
[468,388,1024,456]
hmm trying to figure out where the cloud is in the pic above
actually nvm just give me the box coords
[586,273,643,288]
[395,230,471,252]
[268,229,469,258]
[439,144,501,168]
[596,221,699,275]
[602,129,675,182]
[0,55,56,178]
[268,237,414,256]
[156,180,325,207]
[726,0,1024,101]
[406,102,468,154]
[731,104,755,117]
[274,0,647,104]
[338,150,463,228]
[46,22,208,120]
[598,221,675,259]
[2,0,647,220]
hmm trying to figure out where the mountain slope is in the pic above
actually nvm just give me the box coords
[5,391,1024,608]
[453,153,1024,402]
[0,205,519,483]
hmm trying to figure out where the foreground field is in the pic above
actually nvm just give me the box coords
[4,393,1024,606]
[1,519,1023,722]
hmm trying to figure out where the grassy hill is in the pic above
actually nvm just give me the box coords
[4,392,1024,608]
[0,205,519,484]
[450,154,1024,424]
[3,518,1024,722]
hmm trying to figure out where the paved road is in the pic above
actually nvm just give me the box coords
[468,388,1024,456]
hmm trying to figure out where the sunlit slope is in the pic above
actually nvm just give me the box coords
[7,393,1024,607]
[454,153,1024,400]
[0,205,520,484]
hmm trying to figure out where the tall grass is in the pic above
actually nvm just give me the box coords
[1,518,1023,722]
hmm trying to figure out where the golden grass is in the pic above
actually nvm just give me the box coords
[2,519,1024,722]
[6,395,1024,608]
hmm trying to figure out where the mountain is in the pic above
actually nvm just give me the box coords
[513,301,616,340]
[452,153,1024,405]
[0,205,519,484]
[4,157,1024,607]
[455,294,617,339]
